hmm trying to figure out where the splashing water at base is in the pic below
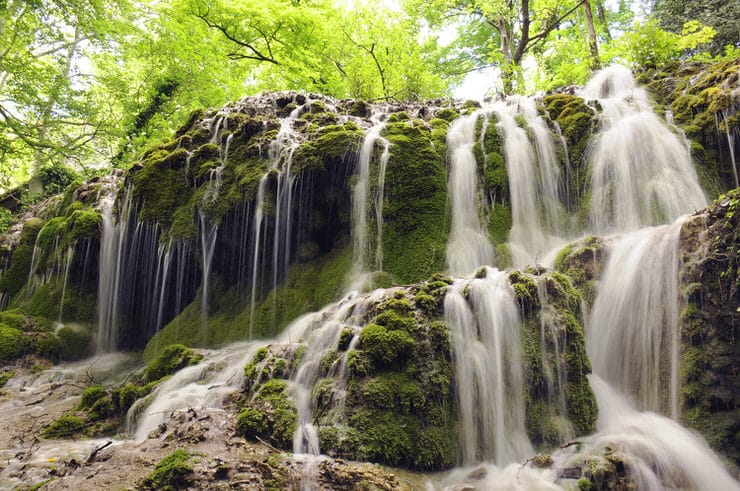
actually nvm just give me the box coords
[444,267,532,465]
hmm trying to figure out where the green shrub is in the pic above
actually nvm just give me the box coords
[78,386,106,410]
[43,415,85,439]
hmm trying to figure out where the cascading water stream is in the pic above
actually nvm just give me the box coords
[248,103,305,335]
[582,65,707,233]
[57,245,75,322]
[444,267,532,464]
[489,99,568,267]
[96,186,132,353]
[445,110,495,276]
[587,218,684,418]
[349,111,391,291]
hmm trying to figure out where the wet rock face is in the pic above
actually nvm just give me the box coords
[641,58,740,195]
[679,189,739,466]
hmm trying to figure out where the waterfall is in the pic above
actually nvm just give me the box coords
[535,275,570,438]
[444,267,532,464]
[349,112,390,291]
[57,245,75,322]
[445,111,495,275]
[490,99,568,268]
[96,187,131,353]
[248,104,304,335]
[587,219,684,418]
[582,376,740,491]
[582,65,707,233]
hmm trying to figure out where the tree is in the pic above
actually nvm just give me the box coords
[412,0,589,93]
[0,0,135,187]
[652,0,739,55]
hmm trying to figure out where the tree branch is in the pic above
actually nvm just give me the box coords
[192,7,278,65]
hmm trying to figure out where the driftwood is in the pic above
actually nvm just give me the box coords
[86,440,114,464]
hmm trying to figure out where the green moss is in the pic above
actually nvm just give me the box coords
[57,326,92,360]
[0,369,15,387]
[66,209,101,241]
[87,396,114,421]
[0,218,43,299]
[359,323,415,368]
[114,382,155,413]
[237,379,297,449]
[144,344,203,382]
[142,449,193,491]
[642,59,740,195]
[144,247,351,358]
[381,120,448,283]
[78,386,107,410]
[435,108,459,122]
[129,149,193,228]
[292,123,363,173]
[43,415,86,439]
[0,324,25,362]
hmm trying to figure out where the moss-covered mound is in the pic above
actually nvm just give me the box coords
[235,269,596,471]
[678,188,739,465]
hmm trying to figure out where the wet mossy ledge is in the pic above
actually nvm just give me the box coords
[42,344,202,440]
[234,270,596,471]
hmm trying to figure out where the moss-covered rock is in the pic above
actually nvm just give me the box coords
[144,343,203,382]
[642,59,740,196]
[381,119,448,283]
[542,94,596,218]
[42,415,86,439]
[236,379,297,448]
[552,235,606,307]
[142,449,193,490]
[678,189,739,465]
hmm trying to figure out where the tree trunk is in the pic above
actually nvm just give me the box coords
[583,0,601,70]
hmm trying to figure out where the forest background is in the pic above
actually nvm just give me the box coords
[0,0,736,208]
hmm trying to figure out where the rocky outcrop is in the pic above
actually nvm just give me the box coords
[679,188,739,466]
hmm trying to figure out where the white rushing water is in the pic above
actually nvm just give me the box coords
[489,98,568,267]
[587,218,684,418]
[582,65,707,233]
[582,376,740,491]
[248,103,304,335]
[349,112,391,291]
[444,267,532,465]
[445,111,495,275]
[96,184,132,353]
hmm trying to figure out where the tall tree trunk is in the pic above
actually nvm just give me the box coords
[497,15,516,94]
[583,0,601,70]
[595,0,611,40]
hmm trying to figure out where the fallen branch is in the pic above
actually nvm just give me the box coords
[255,436,281,453]
[559,440,583,449]
[86,440,113,464]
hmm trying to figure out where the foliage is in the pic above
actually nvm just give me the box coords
[653,0,739,55]
[602,20,717,69]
